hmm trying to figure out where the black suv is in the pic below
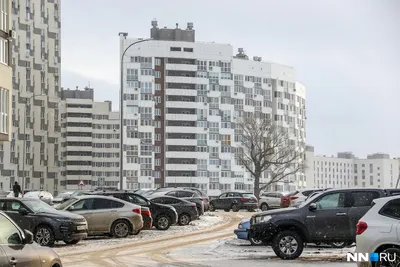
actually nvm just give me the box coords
[87,191,178,230]
[0,198,88,246]
[209,192,258,212]
[248,188,387,259]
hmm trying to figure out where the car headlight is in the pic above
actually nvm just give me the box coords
[253,215,272,224]
[238,224,243,229]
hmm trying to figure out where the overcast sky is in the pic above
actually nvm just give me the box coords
[61,0,400,158]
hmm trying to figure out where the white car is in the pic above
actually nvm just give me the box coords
[355,195,400,267]
[288,189,323,207]
[259,192,290,210]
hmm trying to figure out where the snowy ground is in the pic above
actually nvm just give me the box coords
[54,212,226,256]
[168,237,357,266]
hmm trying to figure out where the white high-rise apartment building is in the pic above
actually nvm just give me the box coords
[306,145,399,189]
[59,87,120,194]
[0,0,61,193]
[119,21,307,196]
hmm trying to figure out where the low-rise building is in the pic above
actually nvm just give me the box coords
[306,145,399,189]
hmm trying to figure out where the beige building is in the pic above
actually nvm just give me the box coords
[0,0,61,193]
[59,87,120,194]
[0,0,12,143]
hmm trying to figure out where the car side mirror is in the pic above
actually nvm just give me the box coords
[67,206,75,211]
[19,208,29,216]
[23,230,34,244]
[308,203,317,211]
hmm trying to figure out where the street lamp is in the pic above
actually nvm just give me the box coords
[21,93,46,194]
[119,34,152,190]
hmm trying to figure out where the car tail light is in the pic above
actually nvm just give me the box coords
[142,209,151,217]
[281,197,289,207]
[200,198,204,201]
[356,221,368,235]
[132,208,141,215]
[290,196,299,200]
[191,203,197,209]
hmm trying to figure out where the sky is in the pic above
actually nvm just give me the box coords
[61,0,400,158]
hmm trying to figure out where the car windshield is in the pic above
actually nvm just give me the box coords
[55,198,77,210]
[24,200,54,213]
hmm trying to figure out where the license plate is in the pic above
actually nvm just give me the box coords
[77,225,86,231]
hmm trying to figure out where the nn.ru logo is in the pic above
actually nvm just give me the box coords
[347,252,397,262]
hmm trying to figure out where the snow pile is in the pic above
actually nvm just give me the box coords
[54,213,225,255]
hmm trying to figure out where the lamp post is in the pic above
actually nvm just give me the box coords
[21,94,46,194]
[119,34,152,190]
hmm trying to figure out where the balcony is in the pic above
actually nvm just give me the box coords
[167,95,196,102]
[166,63,198,72]
[166,120,196,127]
[165,114,197,121]
[166,138,197,146]
[167,70,196,77]
[167,108,196,115]
[166,88,198,96]
[167,145,196,152]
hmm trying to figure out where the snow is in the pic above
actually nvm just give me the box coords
[193,237,356,262]
[54,212,225,256]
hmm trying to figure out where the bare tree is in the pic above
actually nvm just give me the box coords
[236,114,305,198]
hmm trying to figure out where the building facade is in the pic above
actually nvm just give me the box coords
[119,21,307,196]
[0,0,61,193]
[59,87,120,194]
[0,0,12,143]
[306,145,399,189]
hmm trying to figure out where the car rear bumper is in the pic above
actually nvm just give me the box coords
[130,216,144,232]
[234,229,249,240]
[142,215,153,229]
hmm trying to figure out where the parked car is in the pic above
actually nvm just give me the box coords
[249,188,388,260]
[259,192,290,210]
[234,219,264,246]
[0,198,88,246]
[52,191,73,205]
[355,195,400,267]
[281,189,324,208]
[6,191,22,198]
[24,191,54,205]
[140,206,152,229]
[55,195,143,238]
[150,190,205,216]
[156,187,210,211]
[84,191,178,230]
[149,196,198,225]
[209,192,258,212]
[134,189,156,196]
[0,211,63,267]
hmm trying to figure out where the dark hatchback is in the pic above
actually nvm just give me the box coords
[0,198,88,246]
[209,192,258,212]
[149,196,198,225]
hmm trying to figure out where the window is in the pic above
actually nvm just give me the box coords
[170,47,181,52]
[126,194,149,206]
[315,193,345,209]
[177,191,194,198]
[70,199,94,211]
[93,199,123,209]
[155,84,161,91]
[183,47,193,52]
[350,191,381,207]
[155,58,161,65]
[379,199,400,219]
[155,109,161,116]
[0,38,8,65]
[155,71,161,78]
[0,87,10,134]
[0,214,23,245]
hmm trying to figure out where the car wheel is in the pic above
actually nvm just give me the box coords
[209,203,215,212]
[272,230,304,260]
[231,204,239,212]
[155,215,171,230]
[35,225,55,246]
[111,220,130,238]
[374,247,400,267]
[260,203,269,211]
[330,241,347,248]
[250,237,263,246]
[64,239,80,245]
[178,213,191,226]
